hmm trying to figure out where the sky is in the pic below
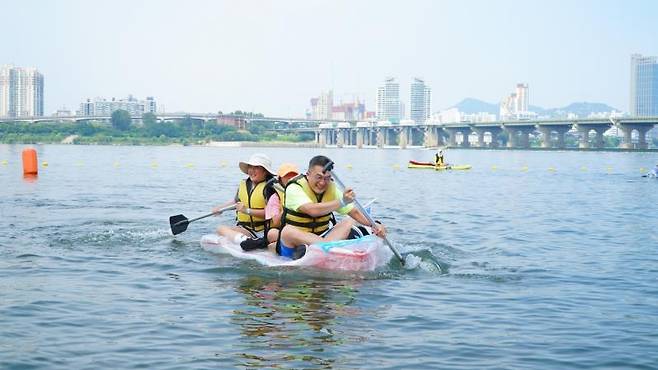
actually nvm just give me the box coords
[2,0,657,117]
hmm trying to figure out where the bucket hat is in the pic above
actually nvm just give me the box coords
[239,153,275,175]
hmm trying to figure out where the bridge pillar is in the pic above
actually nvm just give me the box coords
[538,127,552,148]
[444,128,459,147]
[504,126,534,148]
[460,132,471,147]
[555,127,569,149]
[577,126,591,149]
[376,128,385,148]
[399,127,409,149]
[592,128,606,148]
[504,127,517,148]
[356,129,364,148]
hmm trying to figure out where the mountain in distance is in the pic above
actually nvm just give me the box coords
[450,98,619,118]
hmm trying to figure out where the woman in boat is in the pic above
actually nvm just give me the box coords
[213,153,276,249]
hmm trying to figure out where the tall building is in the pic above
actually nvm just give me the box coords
[410,77,431,124]
[376,77,400,122]
[0,65,44,118]
[630,54,658,116]
[500,82,530,120]
[310,90,333,120]
[77,95,156,117]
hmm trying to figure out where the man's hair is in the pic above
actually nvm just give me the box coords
[308,155,332,170]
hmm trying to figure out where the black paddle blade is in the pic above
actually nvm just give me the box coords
[169,214,189,235]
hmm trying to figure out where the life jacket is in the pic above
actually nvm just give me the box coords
[282,175,338,235]
[236,178,268,232]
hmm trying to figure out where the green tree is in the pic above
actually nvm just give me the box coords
[142,112,157,126]
[111,109,132,131]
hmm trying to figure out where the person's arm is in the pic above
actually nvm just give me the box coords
[347,207,387,237]
[298,187,354,217]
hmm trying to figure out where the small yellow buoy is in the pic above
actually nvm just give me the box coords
[491,165,497,171]
[114,161,120,168]
[639,167,646,173]
[521,166,528,172]
[581,166,587,172]
[185,163,195,168]
[1,159,7,166]
[151,161,158,168]
[392,164,400,170]
[346,164,353,169]
[41,161,48,167]
[548,166,556,172]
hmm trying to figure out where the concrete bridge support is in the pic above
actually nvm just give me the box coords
[538,126,570,149]
[399,127,410,149]
[423,127,446,147]
[356,128,365,148]
[617,123,653,149]
[444,128,460,147]
[504,126,535,149]
[576,124,609,149]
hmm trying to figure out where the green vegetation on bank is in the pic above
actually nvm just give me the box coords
[0,111,315,145]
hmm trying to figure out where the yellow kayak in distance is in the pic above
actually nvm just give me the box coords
[408,160,472,171]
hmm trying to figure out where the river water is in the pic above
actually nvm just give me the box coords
[1,144,657,369]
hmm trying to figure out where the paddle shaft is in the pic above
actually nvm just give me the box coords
[176,204,237,226]
[326,166,405,265]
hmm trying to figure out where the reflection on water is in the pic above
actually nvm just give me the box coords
[232,275,365,369]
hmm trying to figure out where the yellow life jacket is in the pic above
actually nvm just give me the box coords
[283,175,338,235]
[236,179,267,232]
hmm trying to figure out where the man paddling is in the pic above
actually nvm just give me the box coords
[278,155,386,259]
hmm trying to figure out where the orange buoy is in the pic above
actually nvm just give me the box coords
[22,148,38,175]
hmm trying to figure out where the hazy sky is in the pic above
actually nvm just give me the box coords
[2,0,657,116]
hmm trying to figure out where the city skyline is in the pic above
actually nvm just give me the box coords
[2,0,657,117]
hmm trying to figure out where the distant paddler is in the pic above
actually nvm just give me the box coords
[434,149,446,167]
[644,164,658,178]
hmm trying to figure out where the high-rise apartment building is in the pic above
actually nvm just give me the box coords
[376,77,400,122]
[0,65,44,118]
[77,95,157,117]
[630,54,658,116]
[500,83,530,120]
[410,77,431,124]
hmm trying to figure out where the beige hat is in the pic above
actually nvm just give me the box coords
[239,153,275,175]
[277,163,299,178]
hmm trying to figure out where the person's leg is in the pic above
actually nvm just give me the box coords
[217,225,254,243]
[280,218,354,248]
[321,218,354,241]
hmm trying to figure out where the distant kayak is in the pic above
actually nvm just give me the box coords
[408,160,472,171]
[200,234,392,271]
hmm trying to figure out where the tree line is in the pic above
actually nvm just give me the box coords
[0,110,314,145]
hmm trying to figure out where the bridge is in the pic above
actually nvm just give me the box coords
[308,117,658,150]
[1,113,656,150]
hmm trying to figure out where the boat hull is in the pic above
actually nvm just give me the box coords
[200,234,392,271]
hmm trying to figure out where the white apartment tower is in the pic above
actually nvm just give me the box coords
[376,77,400,122]
[410,77,431,124]
[0,65,44,118]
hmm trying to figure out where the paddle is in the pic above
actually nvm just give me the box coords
[323,161,405,265]
[169,204,237,235]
